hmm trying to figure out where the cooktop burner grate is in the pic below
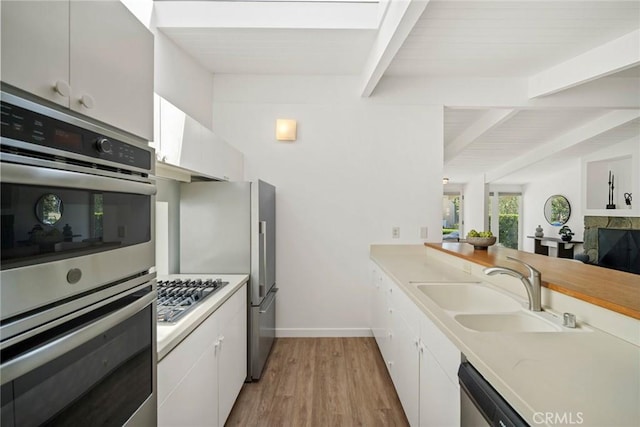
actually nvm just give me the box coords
[156,278,228,323]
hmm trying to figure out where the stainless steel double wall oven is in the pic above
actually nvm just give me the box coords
[0,88,157,426]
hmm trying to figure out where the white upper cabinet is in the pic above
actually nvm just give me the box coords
[1,1,69,107]
[1,1,153,141]
[69,1,153,140]
[156,96,244,181]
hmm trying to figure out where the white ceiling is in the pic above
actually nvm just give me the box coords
[487,117,640,184]
[386,1,640,77]
[443,108,636,183]
[155,0,640,185]
[160,28,377,75]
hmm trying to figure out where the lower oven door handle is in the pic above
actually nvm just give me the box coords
[0,161,156,195]
[1,291,156,384]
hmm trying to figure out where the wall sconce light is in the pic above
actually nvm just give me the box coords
[276,119,297,141]
[442,177,450,185]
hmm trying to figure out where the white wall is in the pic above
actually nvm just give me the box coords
[121,0,215,129]
[521,160,583,254]
[583,137,640,214]
[155,178,181,274]
[463,175,488,234]
[212,75,443,336]
[154,31,214,129]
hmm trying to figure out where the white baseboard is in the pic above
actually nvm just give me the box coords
[276,328,373,338]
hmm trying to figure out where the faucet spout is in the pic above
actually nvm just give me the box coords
[483,257,542,311]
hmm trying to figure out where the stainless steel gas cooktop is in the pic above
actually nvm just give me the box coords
[156,276,228,323]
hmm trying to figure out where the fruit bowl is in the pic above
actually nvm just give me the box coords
[466,236,496,250]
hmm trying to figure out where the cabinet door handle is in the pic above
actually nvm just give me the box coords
[53,80,70,97]
[79,94,95,109]
[219,335,225,349]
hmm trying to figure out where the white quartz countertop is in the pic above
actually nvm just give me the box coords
[370,245,640,427]
[156,274,249,361]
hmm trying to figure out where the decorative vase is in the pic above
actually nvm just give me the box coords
[63,224,73,242]
[534,225,544,238]
[561,234,572,242]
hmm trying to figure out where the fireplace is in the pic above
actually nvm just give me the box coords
[583,216,640,275]
[598,229,640,274]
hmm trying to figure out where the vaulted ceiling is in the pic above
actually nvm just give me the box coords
[153,0,640,185]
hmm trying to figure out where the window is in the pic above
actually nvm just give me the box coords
[488,192,521,249]
[442,193,462,241]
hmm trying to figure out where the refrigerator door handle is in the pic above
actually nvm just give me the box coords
[259,288,278,313]
[259,220,267,298]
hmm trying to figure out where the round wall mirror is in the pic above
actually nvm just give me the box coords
[35,193,64,225]
[544,195,571,226]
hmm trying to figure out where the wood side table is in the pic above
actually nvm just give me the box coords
[527,236,583,259]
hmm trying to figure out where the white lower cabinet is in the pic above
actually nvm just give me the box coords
[216,284,248,423]
[391,307,420,426]
[370,266,391,363]
[370,263,460,426]
[158,283,247,427]
[419,317,460,427]
[419,346,460,427]
[158,339,219,427]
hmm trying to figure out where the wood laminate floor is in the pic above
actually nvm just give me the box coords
[225,338,409,427]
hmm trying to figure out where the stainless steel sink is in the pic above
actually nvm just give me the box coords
[454,312,563,333]
[416,283,522,313]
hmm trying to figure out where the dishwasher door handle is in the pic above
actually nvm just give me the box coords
[458,361,528,427]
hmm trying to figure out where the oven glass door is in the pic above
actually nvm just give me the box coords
[1,182,150,270]
[0,287,155,427]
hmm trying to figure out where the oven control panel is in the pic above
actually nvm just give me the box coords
[0,99,151,171]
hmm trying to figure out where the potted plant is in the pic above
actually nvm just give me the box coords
[559,225,574,242]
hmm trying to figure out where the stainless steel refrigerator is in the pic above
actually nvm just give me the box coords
[179,180,276,381]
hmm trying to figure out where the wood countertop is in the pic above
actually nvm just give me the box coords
[425,242,640,320]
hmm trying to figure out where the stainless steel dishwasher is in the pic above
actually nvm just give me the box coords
[458,360,529,427]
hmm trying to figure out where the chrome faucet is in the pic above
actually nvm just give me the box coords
[483,256,542,311]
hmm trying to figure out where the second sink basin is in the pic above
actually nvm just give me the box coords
[417,283,522,313]
[454,312,562,333]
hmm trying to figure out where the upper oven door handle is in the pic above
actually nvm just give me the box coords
[0,161,156,195]
[0,289,155,384]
